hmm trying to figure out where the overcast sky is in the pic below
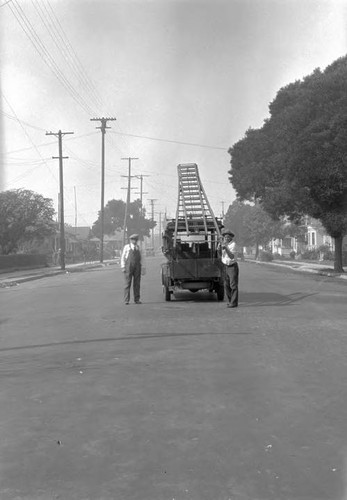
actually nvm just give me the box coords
[1,0,346,229]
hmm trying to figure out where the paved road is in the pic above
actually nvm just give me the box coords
[0,257,346,499]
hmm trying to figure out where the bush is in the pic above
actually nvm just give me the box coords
[322,250,334,261]
[300,249,320,260]
[258,250,273,262]
[289,250,296,259]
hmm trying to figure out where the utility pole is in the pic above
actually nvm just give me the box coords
[220,201,225,219]
[74,186,77,233]
[134,174,149,216]
[158,211,162,242]
[90,117,116,263]
[148,198,157,249]
[46,129,74,270]
[122,157,139,247]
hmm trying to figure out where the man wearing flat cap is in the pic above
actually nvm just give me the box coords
[121,233,146,305]
[220,230,239,308]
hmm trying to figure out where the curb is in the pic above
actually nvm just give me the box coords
[246,259,347,280]
[0,262,118,288]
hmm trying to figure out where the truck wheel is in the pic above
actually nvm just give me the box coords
[164,285,171,301]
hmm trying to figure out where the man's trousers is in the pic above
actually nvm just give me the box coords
[224,262,239,307]
[124,266,141,303]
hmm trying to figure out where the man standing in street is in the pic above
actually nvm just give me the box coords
[120,234,146,305]
[220,230,239,308]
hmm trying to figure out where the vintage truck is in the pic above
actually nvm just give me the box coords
[161,163,225,301]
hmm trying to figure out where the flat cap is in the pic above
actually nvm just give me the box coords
[129,233,139,240]
[222,230,235,237]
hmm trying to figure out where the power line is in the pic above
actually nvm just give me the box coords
[109,130,227,150]
[32,0,104,111]
[1,91,57,184]
[9,0,96,116]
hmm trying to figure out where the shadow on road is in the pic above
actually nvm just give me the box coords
[156,290,318,306]
[240,291,317,307]
[167,291,219,302]
[0,330,253,353]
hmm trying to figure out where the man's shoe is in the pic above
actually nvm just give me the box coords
[125,302,129,305]
[135,301,142,304]
[227,303,232,308]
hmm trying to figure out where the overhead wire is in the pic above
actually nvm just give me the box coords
[5,0,228,225]
[41,0,104,110]
[31,0,104,112]
[9,0,96,116]
[109,130,228,151]
[1,91,58,185]
[35,0,130,155]
[5,0,128,224]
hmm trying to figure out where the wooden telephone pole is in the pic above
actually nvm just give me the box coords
[46,129,74,270]
[121,157,139,247]
[148,198,157,250]
[90,117,116,263]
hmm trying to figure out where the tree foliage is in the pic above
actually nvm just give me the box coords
[91,198,156,240]
[0,189,56,255]
[228,56,347,271]
[224,201,301,258]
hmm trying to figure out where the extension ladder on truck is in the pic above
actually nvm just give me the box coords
[174,163,222,244]
[161,163,225,301]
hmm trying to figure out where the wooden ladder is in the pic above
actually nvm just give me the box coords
[174,163,221,242]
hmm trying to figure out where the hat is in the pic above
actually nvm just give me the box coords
[222,230,234,237]
[129,233,139,240]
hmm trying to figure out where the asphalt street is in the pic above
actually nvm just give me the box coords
[0,257,346,500]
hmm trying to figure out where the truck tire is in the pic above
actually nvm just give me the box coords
[164,285,171,301]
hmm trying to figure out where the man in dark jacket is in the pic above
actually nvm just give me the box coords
[120,234,146,305]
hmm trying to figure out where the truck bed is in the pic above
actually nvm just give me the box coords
[168,258,223,280]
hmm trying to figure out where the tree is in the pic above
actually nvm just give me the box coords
[91,198,156,240]
[225,201,284,258]
[224,200,304,258]
[229,56,347,272]
[0,189,56,255]
[223,200,254,247]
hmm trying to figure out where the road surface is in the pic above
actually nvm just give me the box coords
[0,257,346,500]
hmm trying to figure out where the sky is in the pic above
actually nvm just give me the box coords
[1,0,346,231]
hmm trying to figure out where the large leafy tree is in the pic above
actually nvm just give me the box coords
[229,56,347,272]
[0,189,56,255]
[223,200,254,247]
[92,198,156,240]
[224,201,290,258]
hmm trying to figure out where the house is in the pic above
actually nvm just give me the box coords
[52,226,94,264]
[270,217,335,258]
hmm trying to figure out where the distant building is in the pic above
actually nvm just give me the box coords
[269,217,335,258]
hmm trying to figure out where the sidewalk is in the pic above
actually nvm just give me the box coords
[0,259,119,288]
[247,257,347,280]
